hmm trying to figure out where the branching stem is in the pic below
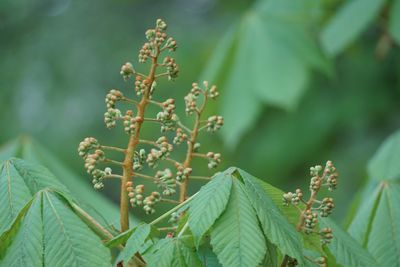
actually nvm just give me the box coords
[100,145,126,153]
[120,46,161,233]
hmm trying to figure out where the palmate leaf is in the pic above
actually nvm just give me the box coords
[188,172,232,246]
[368,129,400,181]
[173,239,203,267]
[366,182,400,266]
[200,0,328,148]
[348,181,400,267]
[347,182,382,243]
[210,179,267,267]
[198,241,222,267]
[144,237,202,267]
[320,0,386,56]
[253,174,323,254]
[0,137,123,225]
[238,169,304,263]
[320,218,377,267]
[0,158,70,235]
[0,189,112,267]
[0,196,43,267]
[119,223,151,264]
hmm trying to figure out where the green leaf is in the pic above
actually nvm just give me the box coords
[368,129,400,181]
[238,169,304,263]
[366,182,400,266]
[120,224,151,264]
[201,1,328,148]
[389,0,400,44]
[42,191,111,267]
[0,158,70,235]
[0,136,124,225]
[257,177,323,254]
[188,172,232,246]
[0,199,34,259]
[175,240,203,267]
[347,182,382,243]
[0,190,112,267]
[0,195,43,267]
[320,218,377,267]
[198,242,222,267]
[259,240,278,267]
[348,181,400,267]
[144,238,175,267]
[210,179,267,267]
[320,0,386,56]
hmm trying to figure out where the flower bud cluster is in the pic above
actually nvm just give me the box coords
[156,136,173,157]
[84,149,105,174]
[146,149,161,168]
[133,149,146,171]
[163,56,179,80]
[134,76,151,96]
[156,99,177,132]
[155,168,176,196]
[206,152,221,169]
[162,98,176,117]
[324,161,338,191]
[176,166,192,182]
[139,43,152,63]
[164,37,177,51]
[208,85,219,99]
[120,62,135,80]
[304,209,318,234]
[104,108,121,129]
[309,176,321,192]
[282,189,303,206]
[105,89,124,109]
[173,128,188,145]
[78,137,99,158]
[143,191,161,214]
[126,182,145,207]
[319,228,333,245]
[320,197,334,217]
[310,165,323,176]
[123,110,137,134]
[157,112,178,132]
[207,115,224,132]
[84,149,106,189]
[184,93,197,115]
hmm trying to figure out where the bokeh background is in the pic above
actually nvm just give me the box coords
[1,0,399,224]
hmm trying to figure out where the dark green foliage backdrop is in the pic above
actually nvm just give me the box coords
[1,0,399,221]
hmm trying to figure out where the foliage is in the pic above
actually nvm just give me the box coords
[0,136,125,226]
[1,3,400,266]
[346,129,400,267]
[201,0,329,148]
[0,160,112,267]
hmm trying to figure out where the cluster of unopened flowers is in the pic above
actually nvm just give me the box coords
[283,161,338,267]
[78,19,224,215]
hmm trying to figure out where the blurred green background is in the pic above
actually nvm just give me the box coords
[1,0,399,223]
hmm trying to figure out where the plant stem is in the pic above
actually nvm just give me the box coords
[179,112,201,202]
[189,175,210,180]
[100,145,126,153]
[179,93,208,203]
[120,47,160,233]
[70,202,114,240]
[150,191,198,226]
